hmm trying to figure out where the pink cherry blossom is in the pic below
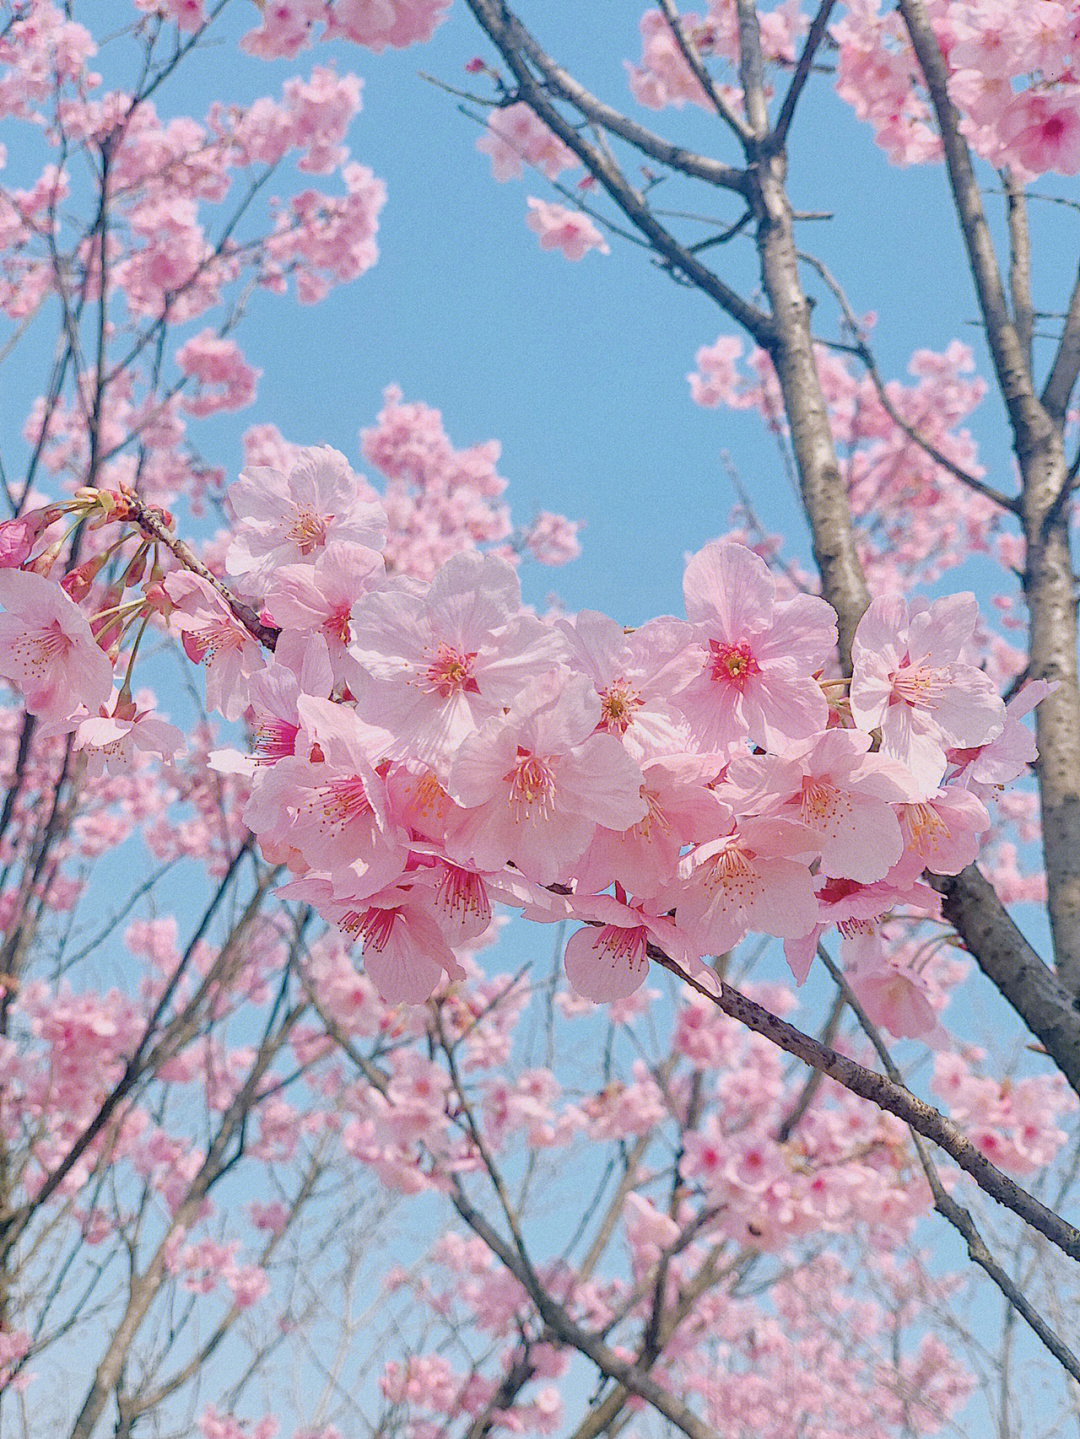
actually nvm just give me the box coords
[348,550,567,772]
[244,696,404,897]
[558,610,692,762]
[264,540,384,685]
[225,445,386,592]
[446,670,648,885]
[476,103,579,182]
[721,728,923,883]
[163,571,266,722]
[73,696,183,775]
[671,540,837,753]
[673,816,820,956]
[525,199,610,261]
[850,593,1005,791]
[0,568,112,726]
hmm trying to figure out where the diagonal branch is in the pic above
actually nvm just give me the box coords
[655,0,753,142]
[770,0,838,152]
[646,945,1080,1265]
[818,945,1080,1385]
[800,249,1019,511]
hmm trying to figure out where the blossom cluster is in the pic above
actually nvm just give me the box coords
[623,1,1080,175]
[0,445,1036,1034]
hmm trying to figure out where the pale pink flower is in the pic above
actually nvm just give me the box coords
[73,695,183,775]
[558,610,693,762]
[949,679,1055,794]
[721,728,923,883]
[783,873,939,984]
[673,816,819,955]
[446,670,648,885]
[890,787,991,884]
[163,571,266,721]
[850,594,1004,791]
[342,879,465,1003]
[843,934,945,1043]
[264,540,383,686]
[349,550,567,772]
[0,569,112,726]
[329,0,452,51]
[244,696,404,897]
[225,445,386,592]
[1001,88,1080,177]
[525,199,610,261]
[530,886,718,1002]
[176,331,260,416]
[574,752,727,897]
[670,541,837,753]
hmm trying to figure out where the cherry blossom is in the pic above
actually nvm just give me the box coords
[225,445,386,591]
[525,199,610,261]
[0,569,113,727]
[671,540,837,752]
[850,593,1005,791]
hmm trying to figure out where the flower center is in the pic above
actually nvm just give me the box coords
[437,864,491,928]
[594,923,649,970]
[899,802,949,850]
[323,605,351,647]
[507,748,556,818]
[313,776,373,830]
[287,504,328,555]
[181,621,244,666]
[600,680,643,735]
[704,842,759,901]
[889,664,946,709]
[422,642,480,699]
[16,620,73,674]
[340,905,399,951]
[253,716,298,764]
[800,777,842,827]
[708,639,759,690]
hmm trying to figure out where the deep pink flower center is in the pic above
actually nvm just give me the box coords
[317,776,373,826]
[708,639,759,690]
[182,621,244,665]
[423,642,480,699]
[323,605,351,646]
[437,864,491,926]
[253,716,298,763]
[594,923,649,968]
[341,905,400,951]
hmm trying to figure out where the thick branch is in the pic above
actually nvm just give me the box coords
[929,866,1080,1097]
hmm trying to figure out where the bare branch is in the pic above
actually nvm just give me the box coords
[818,946,1080,1385]
[770,0,838,152]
